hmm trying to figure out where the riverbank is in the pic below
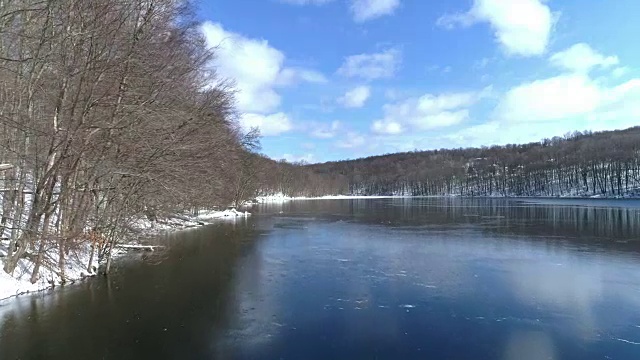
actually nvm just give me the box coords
[254,194,412,203]
[255,193,640,203]
[0,209,250,302]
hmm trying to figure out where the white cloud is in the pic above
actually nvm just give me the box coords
[350,0,400,22]
[201,22,325,114]
[493,43,640,125]
[311,120,341,138]
[201,22,282,113]
[335,131,366,148]
[438,0,553,57]
[372,120,403,134]
[372,89,489,135]
[282,153,315,163]
[496,74,601,123]
[240,113,293,136]
[276,67,328,86]
[495,72,640,128]
[338,86,371,108]
[279,0,334,4]
[549,43,618,73]
[470,60,640,146]
[342,46,639,155]
[445,121,501,145]
[337,48,401,80]
[611,67,630,79]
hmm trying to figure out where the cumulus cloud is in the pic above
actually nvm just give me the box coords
[240,113,293,136]
[495,46,640,126]
[549,43,619,73]
[448,47,640,148]
[311,120,342,138]
[201,22,283,113]
[437,0,553,57]
[372,88,491,135]
[338,86,371,108]
[337,48,401,80]
[282,153,315,163]
[372,121,404,135]
[496,74,601,123]
[276,67,328,86]
[350,0,400,22]
[201,22,326,136]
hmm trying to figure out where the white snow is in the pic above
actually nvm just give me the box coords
[196,208,250,220]
[0,270,49,301]
[0,208,251,302]
[254,193,293,203]
[1,244,96,301]
[115,244,164,251]
[255,194,414,203]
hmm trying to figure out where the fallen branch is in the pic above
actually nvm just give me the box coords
[115,244,165,251]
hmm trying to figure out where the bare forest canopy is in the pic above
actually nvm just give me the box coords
[296,127,640,198]
[0,0,303,280]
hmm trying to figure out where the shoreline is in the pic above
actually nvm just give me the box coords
[0,209,250,303]
[256,194,640,202]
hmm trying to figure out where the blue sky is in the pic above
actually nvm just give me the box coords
[199,0,640,163]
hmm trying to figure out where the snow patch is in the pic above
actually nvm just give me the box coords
[196,208,250,220]
[255,194,415,203]
[1,209,251,301]
[1,244,96,301]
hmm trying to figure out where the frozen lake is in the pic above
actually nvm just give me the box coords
[2,198,640,359]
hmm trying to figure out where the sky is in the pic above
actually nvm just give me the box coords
[198,0,640,163]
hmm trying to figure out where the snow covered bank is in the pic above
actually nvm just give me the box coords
[255,194,413,203]
[299,195,412,200]
[196,208,250,220]
[255,193,640,203]
[1,243,96,301]
[0,208,250,302]
[254,193,294,203]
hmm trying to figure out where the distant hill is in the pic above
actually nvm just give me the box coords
[265,126,640,198]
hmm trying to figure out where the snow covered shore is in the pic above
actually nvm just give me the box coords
[254,194,408,203]
[0,209,250,302]
[255,193,640,203]
[0,245,96,302]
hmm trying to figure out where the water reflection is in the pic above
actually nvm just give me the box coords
[263,198,640,250]
[0,223,260,359]
[502,331,557,360]
[223,198,640,359]
[2,198,640,359]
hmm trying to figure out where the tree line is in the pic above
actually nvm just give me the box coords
[0,0,269,281]
[289,127,640,198]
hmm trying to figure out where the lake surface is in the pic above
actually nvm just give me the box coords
[2,198,640,359]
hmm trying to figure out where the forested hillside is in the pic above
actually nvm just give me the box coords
[300,127,640,198]
[0,0,291,284]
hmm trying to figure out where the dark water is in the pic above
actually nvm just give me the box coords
[2,198,640,360]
